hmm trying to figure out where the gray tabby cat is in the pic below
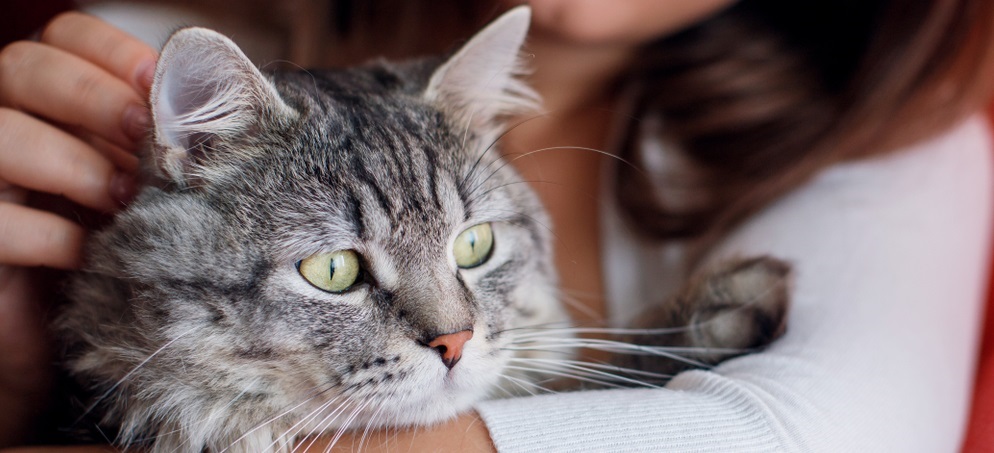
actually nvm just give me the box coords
[57,7,789,452]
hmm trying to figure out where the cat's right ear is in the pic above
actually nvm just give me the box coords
[150,27,295,185]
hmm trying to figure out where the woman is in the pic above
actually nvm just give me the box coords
[1,0,993,450]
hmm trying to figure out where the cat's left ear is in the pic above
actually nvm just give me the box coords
[150,27,296,185]
[424,6,539,130]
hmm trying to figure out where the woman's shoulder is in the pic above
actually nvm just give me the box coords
[812,115,992,198]
[709,114,993,269]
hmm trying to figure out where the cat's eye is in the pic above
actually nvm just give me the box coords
[453,223,494,269]
[297,250,362,293]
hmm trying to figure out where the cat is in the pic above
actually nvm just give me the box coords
[56,7,790,452]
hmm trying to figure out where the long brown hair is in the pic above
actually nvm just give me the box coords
[616,0,994,241]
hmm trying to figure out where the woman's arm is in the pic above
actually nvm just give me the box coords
[475,117,993,451]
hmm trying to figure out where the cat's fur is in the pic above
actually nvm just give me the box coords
[57,8,790,452]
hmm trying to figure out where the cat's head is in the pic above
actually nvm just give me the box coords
[65,7,568,449]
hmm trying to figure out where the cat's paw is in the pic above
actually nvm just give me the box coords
[611,256,791,379]
[685,256,791,353]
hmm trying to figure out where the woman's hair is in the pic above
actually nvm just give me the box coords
[616,0,994,241]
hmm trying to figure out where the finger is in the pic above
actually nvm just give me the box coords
[0,202,86,269]
[40,12,158,95]
[73,129,141,173]
[0,41,150,149]
[0,108,136,212]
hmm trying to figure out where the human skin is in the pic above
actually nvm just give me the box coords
[0,12,151,448]
[0,1,735,450]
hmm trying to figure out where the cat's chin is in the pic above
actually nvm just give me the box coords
[288,363,502,436]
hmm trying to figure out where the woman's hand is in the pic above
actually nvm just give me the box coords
[0,12,155,446]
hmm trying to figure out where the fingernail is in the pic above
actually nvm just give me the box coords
[136,58,156,93]
[123,104,151,143]
[110,172,138,207]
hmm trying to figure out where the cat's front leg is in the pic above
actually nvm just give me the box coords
[613,256,791,379]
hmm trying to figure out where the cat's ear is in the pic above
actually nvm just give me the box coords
[150,27,295,184]
[424,6,539,130]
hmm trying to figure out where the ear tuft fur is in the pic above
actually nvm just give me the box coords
[424,6,539,130]
[150,27,295,185]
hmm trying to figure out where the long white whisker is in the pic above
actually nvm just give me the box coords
[496,372,551,396]
[76,326,199,425]
[508,358,667,388]
[509,326,696,337]
[458,112,551,197]
[508,359,660,388]
[289,392,358,453]
[511,357,674,380]
[294,394,356,453]
[224,384,337,452]
[503,339,712,368]
[502,365,626,389]
[506,339,747,357]
[276,397,338,453]
[466,145,644,202]
[325,398,374,452]
[511,336,730,356]
[357,399,389,452]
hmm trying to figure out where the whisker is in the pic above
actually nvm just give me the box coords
[278,397,338,453]
[325,398,374,452]
[501,364,626,389]
[505,342,746,359]
[509,357,671,387]
[554,292,608,326]
[356,399,389,452]
[294,394,356,453]
[504,338,715,367]
[494,321,581,335]
[495,372,552,396]
[507,358,660,388]
[223,384,333,452]
[509,326,694,337]
[75,326,199,426]
[458,112,552,197]
[465,145,645,203]
[514,358,672,379]
[464,179,566,208]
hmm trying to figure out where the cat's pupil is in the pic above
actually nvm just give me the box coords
[298,250,362,293]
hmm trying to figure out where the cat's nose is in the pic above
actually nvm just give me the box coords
[427,330,473,370]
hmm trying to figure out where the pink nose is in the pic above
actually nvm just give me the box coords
[427,330,473,369]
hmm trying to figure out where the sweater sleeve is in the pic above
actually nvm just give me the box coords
[475,116,994,452]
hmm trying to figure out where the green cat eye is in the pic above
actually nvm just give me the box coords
[453,223,494,269]
[298,250,361,293]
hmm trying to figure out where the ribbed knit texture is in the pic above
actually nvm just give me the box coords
[478,374,783,452]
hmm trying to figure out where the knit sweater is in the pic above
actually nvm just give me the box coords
[475,117,993,451]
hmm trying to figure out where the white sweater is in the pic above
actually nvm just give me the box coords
[475,117,993,451]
